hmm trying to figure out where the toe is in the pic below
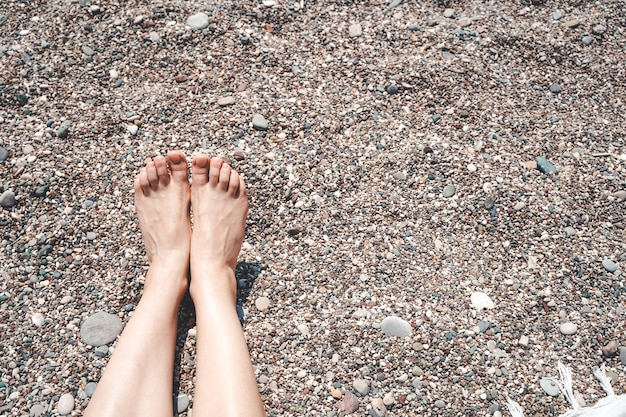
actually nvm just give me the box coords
[138,167,151,196]
[239,177,247,197]
[218,162,232,191]
[191,154,210,186]
[208,157,223,186]
[167,151,189,182]
[146,161,159,190]
[154,156,170,186]
[228,170,240,196]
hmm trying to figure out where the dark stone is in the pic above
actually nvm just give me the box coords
[15,94,28,106]
[387,84,399,95]
[0,147,8,162]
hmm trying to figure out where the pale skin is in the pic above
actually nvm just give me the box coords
[84,151,266,417]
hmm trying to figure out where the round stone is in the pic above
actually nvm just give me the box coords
[549,83,562,94]
[386,84,399,95]
[381,316,412,337]
[383,392,395,406]
[80,311,123,346]
[614,190,626,201]
[353,378,369,396]
[349,23,362,37]
[255,296,270,311]
[370,398,387,416]
[85,382,97,397]
[32,312,45,327]
[443,8,455,18]
[540,378,560,396]
[470,292,495,310]
[602,259,617,272]
[296,323,310,336]
[252,113,269,131]
[187,13,209,30]
[582,35,594,45]
[86,232,97,241]
[560,322,578,335]
[57,393,75,415]
[29,404,45,417]
[175,394,190,413]
[435,399,445,408]
[0,190,16,208]
[0,147,8,162]
[443,184,456,198]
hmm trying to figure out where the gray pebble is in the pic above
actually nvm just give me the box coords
[582,35,594,45]
[434,399,445,408]
[620,347,626,366]
[443,8,455,18]
[127,124,139,135]
[57,120,71,139]
[549,83,562,94]
[602,259,617,273]
[536,156,557,174]
[80,311,123,346]
[82,45,94,56]
[614,190,626,201]
[187,13,209,30]
[252,113,269,131]
[443,184,456,198]
[388,0,403,9]
[477,320,491,333]
[553,11,563,20]
[381,316,412,337]
[86,232,97,241]
[386,84,399,95]
[175,394,190,413]
[0,190,16,208]
[85,382,97,397]
[540,378,560,396]
[353,378,369,396]
[0,147,8,162]
[57,393,75,415]
[95,345,108,357]
[484,196,495,210]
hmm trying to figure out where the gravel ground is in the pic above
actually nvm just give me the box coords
[1,0,625,416]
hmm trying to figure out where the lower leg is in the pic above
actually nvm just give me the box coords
[189,155,265,417]
[84,152,191,417]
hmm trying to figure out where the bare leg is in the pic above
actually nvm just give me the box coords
[84,151,191,417]
[189,155,266,417]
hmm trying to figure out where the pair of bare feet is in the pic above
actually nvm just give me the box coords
[84,151,264,417]
[134,150,248,303]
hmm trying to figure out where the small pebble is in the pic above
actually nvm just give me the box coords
[536,156,557,174]
[582,35,594,45]
[370,398,387,416]
[349,24,362,37]
[560,322,578,335]
[29,404,45,417]
[592,24,606,35]
[175,394,190,413]
[127,125,138,135]
[549,83,562,94]
[84,382,97,397]
[187,13,209,30]
[602,341,618,357]
[602,259,617,272]
[383,392,394,406]
[434,399,445,408]
[540,378,560,396]
[32,313,45,327]
[470,292,494,310]
[619,347,626,366]
[353,379,369,396]
[218,96,236,106]
[614,190,626,201]
[0,190,16,208]
[386,84,399,95]
[443,184,456,198]
[255,297,270,311]
[80,311,123,346]
[0,147,8,162]
[57,393,75,415]
[443,8,455,18]
[380,316,412,337]
[57,120,71,139]
[458,17,472,27]
[339,391,359,414]
[86,232,97,241]
[297,323,310,336]
[252,114,269,131]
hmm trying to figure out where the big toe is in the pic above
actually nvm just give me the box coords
[167,151,189,182]
[191,154,210,186]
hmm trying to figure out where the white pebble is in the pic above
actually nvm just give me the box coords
[57,393,75,415]
[560,322,578,335]
[32,313,45,327]
[470,292,495,310]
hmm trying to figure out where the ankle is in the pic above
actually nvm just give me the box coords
[189,264,237,305]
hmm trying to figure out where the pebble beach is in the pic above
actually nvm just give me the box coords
[1,0,625,416]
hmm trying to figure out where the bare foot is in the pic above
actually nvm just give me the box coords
[134,151,192,291]
[189,155,248,302]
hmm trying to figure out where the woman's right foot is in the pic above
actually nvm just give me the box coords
[189,154,248,303]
